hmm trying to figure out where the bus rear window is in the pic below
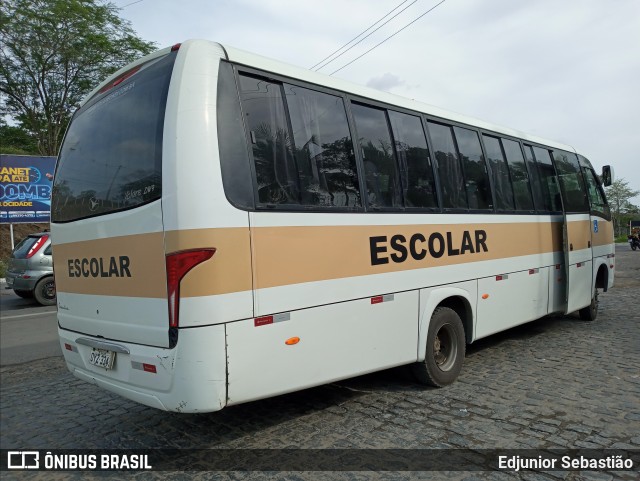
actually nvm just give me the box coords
[52,52,176,222]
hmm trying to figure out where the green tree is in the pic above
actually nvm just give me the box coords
[604,178,640,236]
[0,0,156,156]
[0,119,39,155]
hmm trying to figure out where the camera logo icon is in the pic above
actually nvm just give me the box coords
[7,451,39,469]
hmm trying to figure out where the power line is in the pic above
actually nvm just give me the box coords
[120,0,144,8]
[311,0,418,71]
[330,0,448,75]
[310,0,413,70]
[313,0,418,72]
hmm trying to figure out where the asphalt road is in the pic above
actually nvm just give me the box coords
[0,285,59,365]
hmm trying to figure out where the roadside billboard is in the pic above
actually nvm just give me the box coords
[0,154,57,223]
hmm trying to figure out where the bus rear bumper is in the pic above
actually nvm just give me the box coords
[73,368,169,411]
[58,323,228,413]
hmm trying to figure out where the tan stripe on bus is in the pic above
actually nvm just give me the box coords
[592,219,613,247]
[53,233,167,298]
[53,229,253,298]
[54,219,610,298]
[252,222,564,290]
[567,220,592,251]
[164,228,253,298]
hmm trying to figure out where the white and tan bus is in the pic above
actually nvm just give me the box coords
[51,40,615,413]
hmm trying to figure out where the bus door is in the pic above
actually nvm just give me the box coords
[553,151,593,314]
[528,145,567,314]
[560,208,570,313]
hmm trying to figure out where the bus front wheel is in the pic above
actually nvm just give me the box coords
[413,307,465,387]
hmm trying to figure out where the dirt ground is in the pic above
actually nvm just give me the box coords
[0,223,50,261]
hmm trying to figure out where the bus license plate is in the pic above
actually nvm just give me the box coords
[89,348,115,370]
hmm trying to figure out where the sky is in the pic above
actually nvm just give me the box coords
[114,0,640,205]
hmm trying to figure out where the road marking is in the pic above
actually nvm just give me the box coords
[1,311,57,320]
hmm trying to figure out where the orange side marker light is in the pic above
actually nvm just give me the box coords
[481,294,489,300]
[285,337,300,346]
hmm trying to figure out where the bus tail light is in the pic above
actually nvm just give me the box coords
[166,249,216,328]
[99,66,141,94]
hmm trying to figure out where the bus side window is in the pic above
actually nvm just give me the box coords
[552,150,590,213]
[453,127,492,210]
[532,146,562,212]
[427,121,467,209]
[238,74,300,206]
[284,84,361,208]
[351,103,403,209]
[217,62,255,209]
[388,110,438,209]
[501,138,535,211]
[582,166,610,218]
[523,145,547,211]
[483,135,515,211]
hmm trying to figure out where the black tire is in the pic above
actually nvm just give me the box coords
[579,286,599,321]
[632,244,638,251]
[13,289,34,299]
[413,307,466,387]
[34,277,56,306]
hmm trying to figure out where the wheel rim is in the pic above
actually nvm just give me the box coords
[433,323,459,372]
[42,280,56,300]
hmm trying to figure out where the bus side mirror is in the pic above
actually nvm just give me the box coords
[601,165,614,186]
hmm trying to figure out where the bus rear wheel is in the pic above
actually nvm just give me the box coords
[413,307,465,387]
[579,287,599,321]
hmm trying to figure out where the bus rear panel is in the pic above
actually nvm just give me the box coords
[52,42,246,412]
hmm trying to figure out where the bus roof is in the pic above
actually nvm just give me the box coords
[221,42,579,155]
[80,39,581,157]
